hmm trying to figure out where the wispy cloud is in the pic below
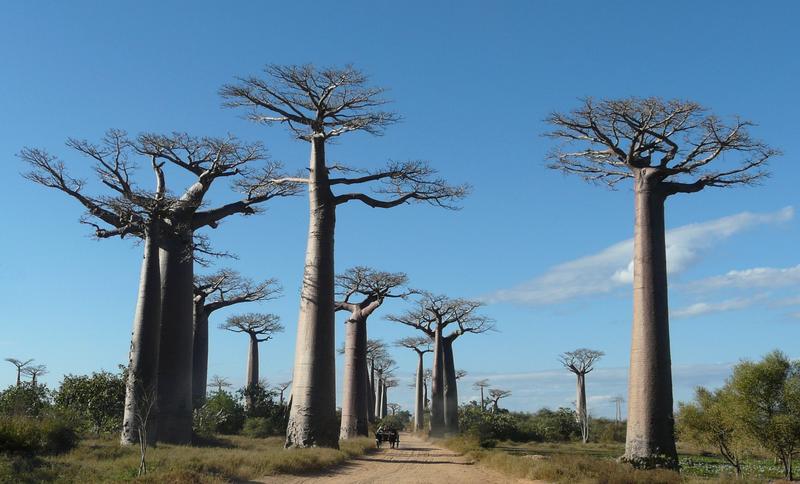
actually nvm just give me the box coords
[487,207,794,305]
[685,264,800,293]
[672,295,766,318]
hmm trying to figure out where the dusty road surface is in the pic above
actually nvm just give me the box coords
[254,433,537,483]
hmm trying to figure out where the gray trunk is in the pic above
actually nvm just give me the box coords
[247,334,259,387]
[442,338,459,434]
[374,369,383,419]
[380,382,388,419]
[191,305,209,409]
[121,230,162,445]
[624,175,678,468]
[367,360,376,423]
[414,352,424,431]
[577,373,588,443]
[285,137,339,448]
[155,230,194,444]
[429,325,444,435]
[480,387,485,412]
[340,316,369,438]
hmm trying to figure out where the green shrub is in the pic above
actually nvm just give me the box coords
[0,414,79,455]
[237,383,288,435]
[377,413,409,431]
[54,370,125,434]
[241,417,274,438]
[0,384,51,417]
[193,391,245,435]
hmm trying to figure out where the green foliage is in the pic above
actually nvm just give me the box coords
[0,383,51,417]
[241,417,275,438]
[193,390,245,435]
[0,413,80,455]
[236,383,288,436]
[54,370,125,434]
[377,412,410,431]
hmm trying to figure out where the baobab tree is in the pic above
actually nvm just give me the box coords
[209,375,232,394]
[5,358,33,386]
[489,389,511,413]
[423,369,432,410]
[220,313,284,409]
[473,379,490,411]
[193,269,281,407]
[275,381,292,406]
[546,98,777,467]
[388,293,494,434]
[382,379,398,419]
[222,64,468,448]
[21,130,297,444]
[22,365,47,386]
[367,339,388,424]
[387,403,401,416]
[336,267,410,439]
[373,355,397,420]
[559,348,604,443]
[396,336,433,431]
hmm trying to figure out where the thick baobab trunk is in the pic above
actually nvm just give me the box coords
[480,387,485,411]
[191,306,209,409]
[286,137,339,448]
[374,369,384,418]
[429,325,445,435]
[121,231,162,445]
[624,176,678,468]
[414,352,424,431]
[423,378,428,410]
[380,382,388,419]
[442,338,459,434]
[247,334,259,387]
[340,317,369,438]
[576,372,588,443]
[367,360,376,423]
[155,230,195,444]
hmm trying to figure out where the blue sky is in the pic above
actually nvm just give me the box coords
[1,1,798,418]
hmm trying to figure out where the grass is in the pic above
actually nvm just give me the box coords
[0,434,374,483]
[440,436,780,483]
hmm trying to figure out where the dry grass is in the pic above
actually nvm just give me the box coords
[1,435,373,483]
[440,436,767,484]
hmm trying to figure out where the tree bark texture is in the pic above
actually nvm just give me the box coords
[285,137,339,448]
[429,325,445,435]
[576,373,588,443]
[624,172,678,468]
[414,352,424,431]
[121,231,162,445]
[340,316,369,438]
[368,360,376,423]
[155,230,195,444]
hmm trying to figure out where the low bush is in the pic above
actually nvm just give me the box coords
[0,383,51,417]
[241,417,274,438]
[0,414,80,455]
[193,391,245,435]
[54,370,125,434]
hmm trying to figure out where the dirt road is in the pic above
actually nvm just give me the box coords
[255,433,535,483]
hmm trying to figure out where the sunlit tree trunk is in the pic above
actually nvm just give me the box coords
[121,229,162,445]
[624,172,678,468]
[286,137,339,448]
[429,325,445,435]
[442,338,459,434]
[414,351,424,431]
[380,381,388,419]
[368,359,376,423]
[155,230,195,444]
[340,317,368,438]
[576,372,588,443]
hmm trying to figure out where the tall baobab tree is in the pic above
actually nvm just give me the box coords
[382,379,398,419]
[473,379,490,411]
[612,395,625,425]
[387,403,401,416]
[193,270,281,407]
[220,313,284,409]
[489,389,511,413]
[5,358,33,386]
[21,130,297,444]
[276,381,292,406]
[373,355,396,420]
[396,336,433,431]
[208,375,232,394]
[336,267,410,439]
[22,365,47,386]
[559,348,604,443]
[366,339,388,424]
[546,98,777,467]
[388,293,494,435]
[222,64,468,448]
[423,369,432,411]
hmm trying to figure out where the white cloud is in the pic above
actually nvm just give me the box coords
[672,295,766,318]
[487,207,794,305]
[685,264,800,293]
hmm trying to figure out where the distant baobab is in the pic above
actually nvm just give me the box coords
[208,375,232,394]
[22,364,47,386]
[336,267,410,439]
[222,64,468,448]
[220,313,284,409]
[5,358,33,386]
[547,97,777,468]
[489,389,511,413]
[396,336,433,431]
[473,379,491,411]
[559,348,604,443]
[193,270,281,408]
